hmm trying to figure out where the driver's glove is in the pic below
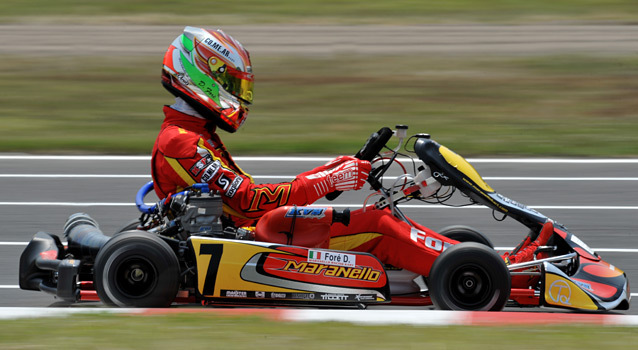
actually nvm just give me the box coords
[296,156,371,203]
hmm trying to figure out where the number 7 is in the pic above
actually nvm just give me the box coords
[199,244,223,296]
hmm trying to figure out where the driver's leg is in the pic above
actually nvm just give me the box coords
[328,206,455,277]
[502,219,554,265]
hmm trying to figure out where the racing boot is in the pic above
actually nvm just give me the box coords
[503,219,554,265]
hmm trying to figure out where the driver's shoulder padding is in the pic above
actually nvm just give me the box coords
[156,125,200,159]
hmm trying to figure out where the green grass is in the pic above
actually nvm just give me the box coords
[0,313,637,349]
[1,1,637,156]
[1,0,638,24]
[2,53,637,156]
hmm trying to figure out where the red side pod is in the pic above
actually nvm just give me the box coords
[258,251,388,290]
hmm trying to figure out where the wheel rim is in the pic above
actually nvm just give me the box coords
[448,263,494,309]
[113,256,158,299]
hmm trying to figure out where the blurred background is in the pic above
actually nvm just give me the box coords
[2,3,638,346]
[0,0,637,156]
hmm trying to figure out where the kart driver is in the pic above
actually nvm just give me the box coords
[152,27,545,277]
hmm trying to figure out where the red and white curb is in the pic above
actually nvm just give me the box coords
[2,308,638,326]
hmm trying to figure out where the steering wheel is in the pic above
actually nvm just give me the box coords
[325,127,393,201]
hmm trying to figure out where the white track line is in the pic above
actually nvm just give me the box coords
[0,202,135,206]
[0,174,150,178]
[0,155,151,161]
[3,174,638,181]
[3,155,638,164]
[483,177,638,181]
[1,202,637,210]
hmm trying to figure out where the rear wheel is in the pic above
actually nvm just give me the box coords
[115,219,141,234]
[429,242,510,311]
[94,231,179,307]
[438,225,494,248]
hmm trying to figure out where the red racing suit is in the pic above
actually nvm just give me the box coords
[152,106,457,276]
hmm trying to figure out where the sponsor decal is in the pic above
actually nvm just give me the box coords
[179,76,190,86]
[247,184,291,212]
[320,294,349,301]
[308,250,356,267]
[204,38,232,59]
[548,280,572,305]
[285,207,327,219]
[255,291,266,298]
[225,176,244,198]
[201,160,222,182]
[291,293,316,300]
[432,172,449,181]
[270,292,287,299]
[574,280,593,292]
[544,274,598,310]
[216,174,231,190]
[410,228,451,252]
[282,259,381,282]
[495,193,544,217]
[189,155,213,177]
[355,294,376,301]
[224,290,248,298]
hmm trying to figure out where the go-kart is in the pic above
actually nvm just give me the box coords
[19,125,630,311]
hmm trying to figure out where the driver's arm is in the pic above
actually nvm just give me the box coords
[153,127,369,225]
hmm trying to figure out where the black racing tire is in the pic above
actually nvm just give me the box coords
[438,225,494,249]
[429,242,510,311]
[94,231,179,308]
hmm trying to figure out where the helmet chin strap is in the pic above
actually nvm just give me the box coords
[171,97,204,119]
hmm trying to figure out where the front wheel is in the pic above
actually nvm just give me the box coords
[428,242,510,311]
[438,225,494,248]
[94,231,180,307]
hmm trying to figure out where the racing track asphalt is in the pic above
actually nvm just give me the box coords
[1,155,637,314]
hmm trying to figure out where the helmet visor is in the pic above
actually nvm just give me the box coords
[210,61,254,104]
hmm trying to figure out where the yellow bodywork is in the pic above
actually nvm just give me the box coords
[439,145,494,193]
[191,237,307,297]
[544,273,599,310]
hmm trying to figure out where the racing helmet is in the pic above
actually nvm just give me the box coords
[162,26,254,132]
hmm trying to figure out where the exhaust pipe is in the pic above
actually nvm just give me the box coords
[63,213,110,258]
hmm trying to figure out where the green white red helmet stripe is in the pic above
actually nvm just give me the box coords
[180,49,221,106]
[161,26,253,133]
